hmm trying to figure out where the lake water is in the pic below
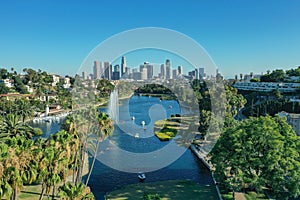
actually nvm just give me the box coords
[32,95,213,200]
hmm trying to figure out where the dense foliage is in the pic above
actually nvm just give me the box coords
[210,116,300,199]
[258,66,300,82]
[191,80,246,137]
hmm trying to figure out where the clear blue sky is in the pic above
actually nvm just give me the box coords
[0,0,299,78]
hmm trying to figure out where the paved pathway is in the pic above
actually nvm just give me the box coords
[235,192,246,200]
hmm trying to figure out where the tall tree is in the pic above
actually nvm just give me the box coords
[210,116,300,199]
[85,112,114,186]
[58,182,94,200]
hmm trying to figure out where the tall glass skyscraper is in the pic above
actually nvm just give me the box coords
[165,59,172,79]
[93,61,102,79]
[121,56,126,77]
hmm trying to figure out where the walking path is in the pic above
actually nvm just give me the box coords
[235,192,247,200]
[190,143,222,200]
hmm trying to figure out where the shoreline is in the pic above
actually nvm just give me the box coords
[105,179,219,200]
[190,144,222,200]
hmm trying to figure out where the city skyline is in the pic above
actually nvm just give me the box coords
[81,56,208,81]
[0,1,300,78]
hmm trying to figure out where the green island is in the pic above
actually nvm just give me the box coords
[134,84,177,100]
[105,180,219,200]
[154,114,194,141]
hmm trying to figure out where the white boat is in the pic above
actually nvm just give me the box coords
[135,133,139,138]
[131,116,135,120]
[141,121,145,126]
[138,173,146,181]
[43,118,51,123]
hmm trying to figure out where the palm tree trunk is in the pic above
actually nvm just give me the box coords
[52,185,55,200]
[85,140,100,186]
[11,187,17,200]
[72,148,79,184]
[39,183,45,200]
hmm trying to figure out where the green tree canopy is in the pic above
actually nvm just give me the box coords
[210,116,300,199]
[96,79,115,98]
[260,69,286,82]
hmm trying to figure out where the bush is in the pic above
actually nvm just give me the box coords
[143,192,161,200]
[155,132,172,141]
[33,127,43,136]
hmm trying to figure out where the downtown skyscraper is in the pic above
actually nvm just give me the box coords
[93,61,102,79]
[104,62,112,80]
[121,56,126,77]
[165,59,172,79]
[160,64,165,79]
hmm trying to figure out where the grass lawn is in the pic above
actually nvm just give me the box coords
[154,116,195,141]
[18,184,60,200]
[105,180,219,200]
[244,191,269,200]
[221,190,269,200]
[15,185,42,200]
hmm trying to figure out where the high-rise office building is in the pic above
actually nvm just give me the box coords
[93,61,102,79]
[139,64,144,73]
[178,66,183,75]
[104,62,112,80]
[188,70,196,79]
[82,71,88,80]
[121,56,126,77]
[199,67,205,80]
[125,67,130,73]
[144,62,153,79]
[132,72,142,80]
[141,67,148,80]
[165,59,172,79]
[112,72,120,80]
[172,69,178,79]
[195,68,199,79]
[114,64,120,72]
[139,62,152,80]
[113,65,120,80]
[160,64,165,79]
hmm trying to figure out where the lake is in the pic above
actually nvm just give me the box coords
[32,95,213,200]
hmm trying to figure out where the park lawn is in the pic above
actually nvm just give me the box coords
[19,184,61,200]
[244,191,269,200]
[154,116,194,141]
[105,180,219,200]
[221,191,269,200]
[18,184,42,200]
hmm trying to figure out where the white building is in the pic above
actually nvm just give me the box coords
[63,77,71,89]
[25,85,34,93]
[172,69,178,79]
[52,74,61,86]
[278,111,300,136]
[0,79,13,88]
[234,82,300,92]
[141,67,148,80]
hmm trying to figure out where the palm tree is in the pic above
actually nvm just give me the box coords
[4,166,22,200]
[59,182,94,200]
[0,143,13,199]
[0,114,35,139]
[49,131,77,199]
[5,136,38,200]
[85,112,113,186]
[38,146,66,200]
[15,99,34,122]
[74,108,97,184]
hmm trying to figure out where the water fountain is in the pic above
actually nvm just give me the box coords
[108,89,119,123]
